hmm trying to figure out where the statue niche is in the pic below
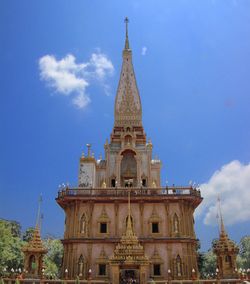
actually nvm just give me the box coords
[120,149,137,187]
[80,213,88,236]
[28,255,36,273]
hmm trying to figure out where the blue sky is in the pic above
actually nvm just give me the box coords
[1,0,250,250]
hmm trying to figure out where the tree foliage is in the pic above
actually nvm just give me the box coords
[22,228,64,279]
[0,218,64,279]
[238,236,250,269]
[43,238,63,278]
[1,216,247,280]
[22,227,35,242]
[0,219,24,276]
[199,250,217,278]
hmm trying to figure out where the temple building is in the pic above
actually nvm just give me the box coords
[213,203,239,279]
[22,199,47,279]
[56,18,202,283]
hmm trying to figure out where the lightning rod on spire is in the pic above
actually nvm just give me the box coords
[36,194,43,228]
[124,17,130,50]
[217,195,226,235]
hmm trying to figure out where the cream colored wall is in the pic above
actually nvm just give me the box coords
[64,201,195,239]
[62,200,198,279]
[63,241,197,279]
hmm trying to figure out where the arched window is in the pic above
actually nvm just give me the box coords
[120,149,137,187]
[78,255,84,277]
[111,178,116,187]
[142,178,147,187]
[225,255,232,267]
[28,255,36,273]
[173,213,180,234]
[176,255,182,277]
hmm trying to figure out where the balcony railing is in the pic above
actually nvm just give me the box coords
[57,186,201,198]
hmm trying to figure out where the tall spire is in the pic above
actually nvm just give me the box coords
[109,189,149,266]
[217,196,226,235]
[114,18,142,128]
[126,190,134,236]
[213,196,239,279]
[35,194,43,229]
[22,195,47,278]
[124,17,130,50]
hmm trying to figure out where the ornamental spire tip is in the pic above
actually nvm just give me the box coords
[124,17,130,50]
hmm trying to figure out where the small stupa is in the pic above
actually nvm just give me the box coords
[213,198,239,279]
[109,188,149,283]
[22,196,47,279]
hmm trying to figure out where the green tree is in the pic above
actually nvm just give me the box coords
[43,238,63,279]
[200,250,217,278]
[7,221,21,238]
[0,220,24,276]
[22,227,35,242]
[196,238,217,279]
[211,238,219,249]
[238,236,250,269]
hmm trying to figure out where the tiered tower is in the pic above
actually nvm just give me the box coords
[109,191,149,283]
[57,18,202,282]
[213,202,239,279]
[22,198,47,279]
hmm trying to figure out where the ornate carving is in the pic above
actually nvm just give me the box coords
[114,47,142,127]
[109,191,149,266]
[79,213,89,237]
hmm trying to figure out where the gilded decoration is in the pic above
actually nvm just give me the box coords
[213,207,239,279]
[109,191,149,266]
[22,226,47,278]
[22,226,47,253]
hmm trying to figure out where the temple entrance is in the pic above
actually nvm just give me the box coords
[120,269,140,284]
[120,150,137,187]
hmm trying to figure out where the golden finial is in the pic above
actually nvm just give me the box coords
[126,189,134,236]
[124,17,130,50]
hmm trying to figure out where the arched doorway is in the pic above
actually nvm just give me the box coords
[120,149,137,187]
[28,255,36,274]
[120,267,140,283]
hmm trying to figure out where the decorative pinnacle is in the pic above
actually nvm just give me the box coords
[35,194,43,229]
[126,189,134,236]
[217,196,226,235]
[124,17,130,50]
[86,143,91,157]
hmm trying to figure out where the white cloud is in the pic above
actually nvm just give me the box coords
[141,46,147,56]
[39,51,114,109]
[90,53,114,80]
[39,54,88,95]
[72,93,90,109]
[196,160,250,226]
